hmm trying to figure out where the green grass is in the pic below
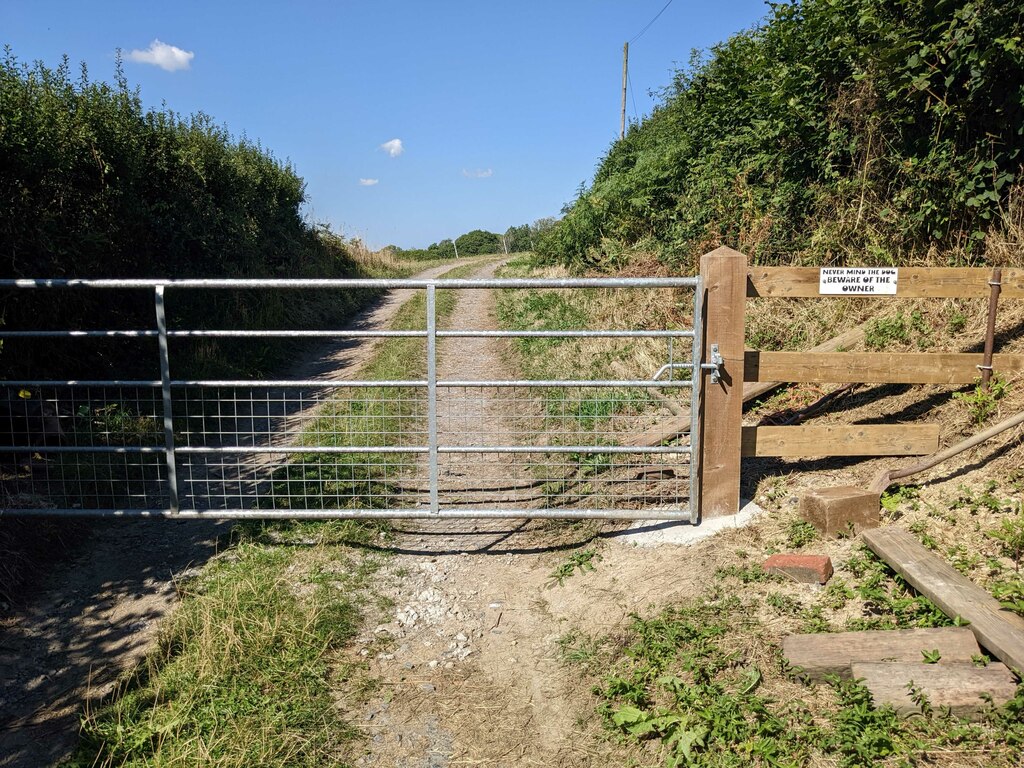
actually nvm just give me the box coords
[64,542,382,768]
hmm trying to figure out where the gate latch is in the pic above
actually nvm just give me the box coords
[707,343,724,384]
[650,343,725,383]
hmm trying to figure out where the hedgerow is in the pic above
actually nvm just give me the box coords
[0,49,370,377]
[539,0,1023,271]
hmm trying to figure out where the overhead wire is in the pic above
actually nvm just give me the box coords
[628,0,673,45]
[626,69,639,125]
[624,0,674,128]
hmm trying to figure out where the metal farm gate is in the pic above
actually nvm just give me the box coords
[0,277,709,522]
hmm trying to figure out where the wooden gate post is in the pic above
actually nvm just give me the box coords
[698,246,747,519]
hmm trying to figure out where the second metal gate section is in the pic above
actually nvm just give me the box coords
[0,276,705,521]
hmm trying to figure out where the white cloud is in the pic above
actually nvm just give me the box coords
[380,138,404,158]
[461,168,494,179]
[126,39,194,72]
[359,178,379,186]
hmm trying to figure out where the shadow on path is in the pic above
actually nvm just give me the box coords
[0,518,225,768]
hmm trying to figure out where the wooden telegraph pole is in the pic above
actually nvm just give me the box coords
[620,42,629,140]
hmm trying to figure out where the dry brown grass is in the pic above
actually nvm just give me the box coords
[985,185,1024,268]
[499,261,697,387]
[348,243,434,277]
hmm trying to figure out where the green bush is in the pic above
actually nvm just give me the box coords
[539,0,1023,271]
[0,50,371,377]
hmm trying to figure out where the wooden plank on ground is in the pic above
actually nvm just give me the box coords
[742,424,939,458]
[851,661,1018,719]
[747,267,1024,299]
[782,627,980,681]
[862,527,1024,674]
[745,351,1024,384]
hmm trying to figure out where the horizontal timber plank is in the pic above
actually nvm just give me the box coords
[747,267,1024,298]
[621,324,871,449]
[745,351,1024,384]
[851,661,1018,719]
[862,527,1024,674]
[741,424,939,457]
[782,627,980,681]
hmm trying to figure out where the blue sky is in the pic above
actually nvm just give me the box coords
[2,1,770,249]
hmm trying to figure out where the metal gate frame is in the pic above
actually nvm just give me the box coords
[0,277,710,522]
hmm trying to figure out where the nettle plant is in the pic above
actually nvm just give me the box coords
[953,375,1009,425]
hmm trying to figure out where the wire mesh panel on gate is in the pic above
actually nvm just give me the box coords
[0,276,702,521]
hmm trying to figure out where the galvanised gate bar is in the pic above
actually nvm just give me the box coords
[0,276,707,521]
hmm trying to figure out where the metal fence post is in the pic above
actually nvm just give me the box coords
[688,275,704,523]
[154,285,180,514]
[426,284,439,515]
[698,247,747,519]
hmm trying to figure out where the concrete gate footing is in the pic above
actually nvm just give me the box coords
[611,499,765,548]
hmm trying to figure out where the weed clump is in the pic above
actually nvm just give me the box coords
[583,594,1024,767]
[953,375,1009,425]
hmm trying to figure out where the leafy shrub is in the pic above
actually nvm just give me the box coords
[0,49,371,378]
[538,0,1024,270]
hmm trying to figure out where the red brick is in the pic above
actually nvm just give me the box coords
[763,553,834,584]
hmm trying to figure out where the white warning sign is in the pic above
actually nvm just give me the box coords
[819,267,898,295]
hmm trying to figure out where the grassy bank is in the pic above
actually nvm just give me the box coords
[539,0,1023,270]
[61,261,485,766]
[65,540,384,768]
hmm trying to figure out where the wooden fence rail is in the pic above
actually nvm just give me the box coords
[745,351,1024,385]
[748,267,1024,299]
[697,250,1020,521]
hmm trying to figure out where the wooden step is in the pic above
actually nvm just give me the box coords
[862,527,1024,674]
[851,661,1018,720]
[782,627,980,681]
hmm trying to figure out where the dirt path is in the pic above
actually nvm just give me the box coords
[347,262,708,767]
[432,262,542,513]
[0,259,476,768]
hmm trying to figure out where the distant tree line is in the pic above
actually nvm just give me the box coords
[389,219,558,260]
[538,0,1023,270]
[500,218,558,253]
[388,229,500,260]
